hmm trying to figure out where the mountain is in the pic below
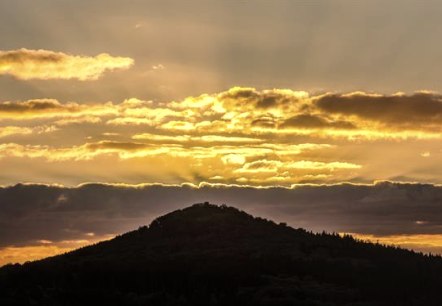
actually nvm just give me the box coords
[1,203,442,306]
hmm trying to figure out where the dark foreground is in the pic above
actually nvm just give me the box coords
[1,203,442,306]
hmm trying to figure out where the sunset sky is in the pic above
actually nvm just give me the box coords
[2,0,442,265]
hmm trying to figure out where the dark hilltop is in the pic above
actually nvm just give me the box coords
[1,203,442,306]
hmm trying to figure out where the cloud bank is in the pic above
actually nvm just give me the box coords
[0,87,442,186]
[0,49,134,80]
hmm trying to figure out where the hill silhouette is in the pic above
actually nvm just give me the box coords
[1,203,442,305]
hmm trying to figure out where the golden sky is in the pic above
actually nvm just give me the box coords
[0,86,441,186]
[1,0,442,264]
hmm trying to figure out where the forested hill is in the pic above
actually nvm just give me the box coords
[1,203,442,306]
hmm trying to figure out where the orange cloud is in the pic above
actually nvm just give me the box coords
[0,235,113,266]
[0,245,74,266]
[346,233,442,255]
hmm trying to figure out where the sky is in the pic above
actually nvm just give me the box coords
[1,0,442,265]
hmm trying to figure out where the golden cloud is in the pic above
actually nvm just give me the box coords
[0,126,32,138]
[0,140,347,186]
[0,48,134,80]
[1,87,442,186]
[132,133,264,144]
[120,87,442,139]
[0,141,331,162]
[0,99,117,120]
[233,159,361,184]
[3,87,441,138]
[0,125,57,138]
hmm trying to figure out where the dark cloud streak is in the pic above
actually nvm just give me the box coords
[316,92,442,125]
[281,114,356,129]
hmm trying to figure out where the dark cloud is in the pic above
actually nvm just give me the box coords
[218,87,299,109]
[280,114,356,129]
[315,92,442,125]
[255,93,293,109]
[0,99,66,113]
[251,116,277,128]
[0,49,63,63]
[1,182,442,248]
[219,87,260,101]
[85,141,149,151]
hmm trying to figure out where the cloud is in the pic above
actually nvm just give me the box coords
[152,64,165,70]
[132,133,264,144]
[222,154,246,165]
[235,159,361,174]
[86,140,149,151]
[0,99,63,113]
[54,116,102,126]
[217,87,309,110]
[2,87,442,186]
[0,126,32,138]
[160,87,442,138]
[0,141,330,163]
[281,114,356,130]
[0,98,117,120]
[315,91,442,126]
[0,125,56,138]
[2,182,442,265]
[0,139,352,186]
[0,48,134,81]
[0,142,165,161]
[4,87,442,137]
[233,159,361,184]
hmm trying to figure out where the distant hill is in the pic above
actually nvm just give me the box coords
[1,203,442,306]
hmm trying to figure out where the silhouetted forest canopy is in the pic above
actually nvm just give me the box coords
[1,203,442,306]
